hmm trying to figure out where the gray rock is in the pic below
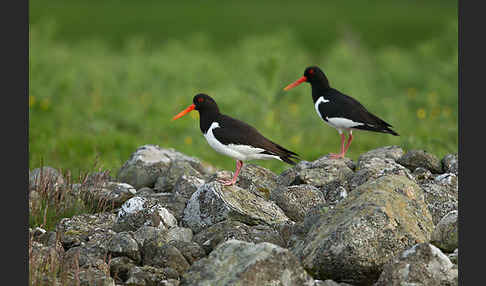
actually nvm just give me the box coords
[142,241,191,276]
[397,149,443,173]
[181,239,315,286]
[270,184,326,222]
[81,182,136,210]
[107,232,141,264]
[374,243,458,286]
[139,191,189,223]
[132,225,169,248]
[314,280,355,286]
[412,167,433,183]
[357,145,404,163]
[419,173,458,224]
[234,163,279,199]
[192,220,285,255]
[292,174,434,285]
[349,157,413,191]
[431,210,458,252]
[124,265,179,286]
[277,156,354,190]
[442,154,458,175]
[66,268,115,286]
[116,145,208,189]
[113,196,177,232]
[173,174,206,201]
[56,212,116,250]
[183,181,289,233]
[29,241,65,285]
[168,240,207,265]
[167,227,193,243]
[109,256,137,284]
[29,166,65,191]
[154,160,206,192]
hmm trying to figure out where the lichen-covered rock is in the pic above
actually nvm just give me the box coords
[183,181,289,233]
[442,154,458,175]
[192,220,286,254]
[29,166,65,190]
[349,157,413,191]
[113,196,177,232]
[181,240,315,286]
[65,268,115,286]
[107,232,141,264]
[419,173,458,224]
[447,248,458,265]
[154,160,206,192]
[173,175,206,201]
[29,241,65,285]
[277,156,354,190]
[124,265,180,286]
[81,182,136,210]
[314,280,355,286]
[270,184,326,222]
[357,145,404,164]
[116,145,209,189]
[167,227,193,243]
[140,191,189,223]
[397,149,443,174]
[374,243,458,286]
[56,212,116,250]
[109,256,137,284]
[168,240,206,265]
[142,241,191,276]
[431,210,458,252]
[234,163,278,199]
[292,174,434,286]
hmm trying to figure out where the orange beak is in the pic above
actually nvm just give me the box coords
[283,76,307,91]
[172,103,196,120]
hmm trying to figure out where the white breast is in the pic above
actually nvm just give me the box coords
[314,96,329,120]
[203,122,281,161]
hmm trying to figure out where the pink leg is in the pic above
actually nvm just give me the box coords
[218,160,243,186]
[329,133,347,159]
[342,132,353,156]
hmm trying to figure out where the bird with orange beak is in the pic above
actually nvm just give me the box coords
[284,66,399,159]
[173,93,299,186]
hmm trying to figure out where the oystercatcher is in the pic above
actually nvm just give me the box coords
[284,66,399,159]
[173,93,299,186]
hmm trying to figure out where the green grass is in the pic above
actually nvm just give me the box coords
[29,1,458,177]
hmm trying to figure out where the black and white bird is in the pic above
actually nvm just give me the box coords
[173,93,299,186]
[284,66,399,159]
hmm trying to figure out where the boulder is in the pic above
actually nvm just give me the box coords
[374,243,458,286]
[270,184,326,221]
[397,150,443,174]
[183,181,289,233]
[441,154,458,175]
[419,173,458,224]
[430,210,458,252]
[192,220,285,254]
[292,174,434,285]
[29,166,65,191]
[107,232,141,264]
[81,182,136,210]
[357,146,405,163]
[181,239,315,286]
[234,163,279,199]
[142,240,191,276]
[113,196,177,232]
[117,145,210,189]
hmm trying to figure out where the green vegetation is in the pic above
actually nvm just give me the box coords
[29,1,458,177]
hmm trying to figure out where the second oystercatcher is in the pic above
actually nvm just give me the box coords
[284,66,399,159]
[173,93,299,186]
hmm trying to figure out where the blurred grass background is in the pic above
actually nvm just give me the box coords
[29,0,458,178]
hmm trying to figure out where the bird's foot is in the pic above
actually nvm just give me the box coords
[217,179,236,186]
[329,153,345,159]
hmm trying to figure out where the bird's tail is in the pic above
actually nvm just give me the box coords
[275,145,300,165]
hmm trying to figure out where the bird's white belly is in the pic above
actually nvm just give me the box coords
[314,96,364,132]
[203,122,280,161]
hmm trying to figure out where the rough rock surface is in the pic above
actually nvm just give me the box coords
[181,239,315,286]
[270,184,326,222]
[113,196,177,232]
[117,145,211,189]
[81,182,136,210]
[234,163,279,199]
[183,181,289,233]
[192,220,285,254]
[292,174,434,285]
[374,243,458,286]
[397,149,443,174]
[418,172,458,224]
[430,210,458,252]
[441,154,458,175]
[29,166,65,190]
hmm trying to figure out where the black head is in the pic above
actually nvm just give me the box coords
[284,65,329,91]
[303,66,329,86]
[193,93,219,113]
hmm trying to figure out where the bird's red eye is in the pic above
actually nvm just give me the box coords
[198,97,204,103]
[309,69,314,75]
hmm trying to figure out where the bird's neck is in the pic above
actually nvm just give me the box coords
[199,110,220,134]
[311,81,332,102]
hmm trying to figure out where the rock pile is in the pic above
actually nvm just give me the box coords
[29,144,458,286]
